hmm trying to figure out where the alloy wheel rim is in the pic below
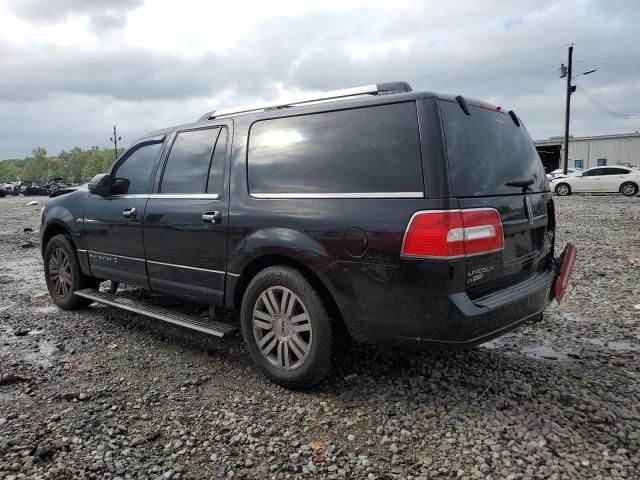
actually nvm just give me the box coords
[622,184,634,195]
[558,185,568,195]
[48,248,72,298]
[252,286,312,371]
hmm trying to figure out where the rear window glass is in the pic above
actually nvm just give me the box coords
[247,102,423,196]
[440,100,546,197]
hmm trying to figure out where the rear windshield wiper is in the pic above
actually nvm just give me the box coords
[504,179,534,193]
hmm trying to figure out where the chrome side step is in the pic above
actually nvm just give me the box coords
[74,288,237,337]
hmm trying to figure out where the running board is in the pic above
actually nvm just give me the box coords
[74,288,237,337]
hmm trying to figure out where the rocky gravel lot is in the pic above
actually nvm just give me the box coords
[1,194,639,480]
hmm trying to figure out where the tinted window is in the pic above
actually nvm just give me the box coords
[207,127,228,194]
[113,142,163,194]
[247,103,423,195]
[605,167,629,175]
[161,128,220,193]
[582,168,604,177]
[440,101,546,197]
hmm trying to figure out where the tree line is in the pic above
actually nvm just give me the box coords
[0,146,124,184]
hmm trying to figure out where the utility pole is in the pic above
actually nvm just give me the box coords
[562,44,573,175]
[109,125,121,162]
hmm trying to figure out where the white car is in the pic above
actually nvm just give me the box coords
[546,167,583,180]
[551,166,640,196]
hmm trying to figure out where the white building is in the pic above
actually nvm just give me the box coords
[534,132,640,172]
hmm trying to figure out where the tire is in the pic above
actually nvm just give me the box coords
[620,182,638,197]
[43,234,98,310]
[240,266,347,389]
[555,183,571,196]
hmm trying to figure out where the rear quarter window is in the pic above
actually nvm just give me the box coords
[247,102,423,197]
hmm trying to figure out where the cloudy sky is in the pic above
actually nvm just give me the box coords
[1,0,639,159]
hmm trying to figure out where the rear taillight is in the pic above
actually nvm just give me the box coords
[401,209,504,259]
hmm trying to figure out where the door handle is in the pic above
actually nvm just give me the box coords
[202,211,222,224]
[122,207,137,218]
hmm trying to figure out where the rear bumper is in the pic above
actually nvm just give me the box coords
[326,248,571,349]
[354,270,554,349]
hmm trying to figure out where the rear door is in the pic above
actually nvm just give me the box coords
[439,99,552,294]
[602,167,631,191]
[143,123,231,303]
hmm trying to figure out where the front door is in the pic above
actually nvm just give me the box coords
[83,137,165,285]
[143,124,230,304]
[574,167,606,192]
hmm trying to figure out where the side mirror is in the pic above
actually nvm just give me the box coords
[88,174,112,195]
[111,178,130,195]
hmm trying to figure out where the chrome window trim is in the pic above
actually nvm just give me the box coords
[99,193,221,199]
[147,260,225,275]
[101,194,150,199]
[250,192,423,199]
[148,193,221,199]
[87,250,145,262]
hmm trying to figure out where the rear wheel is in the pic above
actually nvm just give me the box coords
[44,235,98,310]
[240,266,346,389]
[555,183,571,196]
[620,182,638,196]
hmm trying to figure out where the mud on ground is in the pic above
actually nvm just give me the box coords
[1,194,639,479]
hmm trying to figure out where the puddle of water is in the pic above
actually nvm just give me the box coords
[36,306,58,315]
[560,312,581,322]
[585,338,640,352]
[520,344,572,361]
[482,339,575,361]
[24,339,56,367]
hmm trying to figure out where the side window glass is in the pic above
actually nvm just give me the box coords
[608,168,628,175]
[113,142,163,194]
[207,127,228,194]
[161,128,220,194]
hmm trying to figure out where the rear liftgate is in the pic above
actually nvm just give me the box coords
[74,289,237,337]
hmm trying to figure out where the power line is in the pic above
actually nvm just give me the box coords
[405,36,640,83]
[574,81,640,119]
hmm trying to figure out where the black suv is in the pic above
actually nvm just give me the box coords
[40,82,576,388]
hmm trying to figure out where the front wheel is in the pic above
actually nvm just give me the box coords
[555,183,571,196]
[44,234,98,310]
[620,182,638,197]
[240,266,346,389]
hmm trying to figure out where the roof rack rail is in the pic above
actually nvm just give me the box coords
[198,81,412,121]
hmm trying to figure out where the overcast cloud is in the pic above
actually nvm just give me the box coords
[0,0,639,158]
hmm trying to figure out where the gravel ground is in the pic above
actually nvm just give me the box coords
[1,194,639,480]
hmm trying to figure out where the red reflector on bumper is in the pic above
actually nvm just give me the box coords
[555,243,577,302]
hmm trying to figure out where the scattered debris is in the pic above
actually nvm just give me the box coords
[0,372,30,385]
[14,329,31,336]
[20,241,35,249]
[23,227,34,233]
[25,200,40,205]
[106,343,118,350]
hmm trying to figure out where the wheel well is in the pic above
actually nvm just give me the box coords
[620,181,638,191]
[555,182,570,191]
[41,223,72,255]
[233,255,345,329]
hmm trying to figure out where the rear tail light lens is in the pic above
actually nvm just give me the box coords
[401,209,504,259]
